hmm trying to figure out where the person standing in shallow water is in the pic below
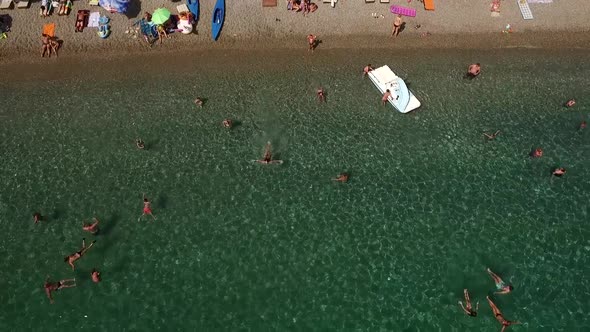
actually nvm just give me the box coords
[317,88,326,103]
[139,194,156,221]
[307,34,317,52]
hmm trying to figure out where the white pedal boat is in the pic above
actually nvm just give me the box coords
[368,65,421,113]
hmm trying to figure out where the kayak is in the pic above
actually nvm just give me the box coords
[211,0,225,41]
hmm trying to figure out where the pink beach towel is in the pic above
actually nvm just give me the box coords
[390,5,416,17]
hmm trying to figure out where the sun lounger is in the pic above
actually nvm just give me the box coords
[42,23,55,37]
[176,4,188,13]
[88,0,98,6]
[424,0,434,10]
[380,0,390,3]
[0,0,13,9]
[17,0,29,8]
[365,0,375,3]
[518,0,533,20]
[390,5,416,17]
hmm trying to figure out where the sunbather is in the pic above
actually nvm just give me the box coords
[75,11,88,32]
[41,34,51,57]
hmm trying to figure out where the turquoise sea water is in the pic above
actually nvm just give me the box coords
[0,48,589,331]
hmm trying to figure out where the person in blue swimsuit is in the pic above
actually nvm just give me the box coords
[487,268,513,294]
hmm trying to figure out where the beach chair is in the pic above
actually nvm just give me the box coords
[0,0,13,9]
[17,0,29,8]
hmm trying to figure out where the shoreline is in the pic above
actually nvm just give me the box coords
[2,30,590,67]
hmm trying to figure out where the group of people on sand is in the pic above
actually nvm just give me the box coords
[287,0,318,15]
[459,269,520,331]
[40,0,73,17]
[41,34,60,58]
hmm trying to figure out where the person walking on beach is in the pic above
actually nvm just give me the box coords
[487,296,521,331]
[139,194,156,221]
[459,289,478,317]
[363,64,374,77]
[64,238,96,270]
[487,268,513,294]
[307,34,317,52]
[82,217,100,235]
[91,268,101,283]
[317,88,326,103]
[391,15,403,37]
[382,89,392,105]
[44,276,76,304]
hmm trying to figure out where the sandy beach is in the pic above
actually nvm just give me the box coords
[1,0,590,64]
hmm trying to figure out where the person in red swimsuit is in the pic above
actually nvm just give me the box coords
[139,194,156,221]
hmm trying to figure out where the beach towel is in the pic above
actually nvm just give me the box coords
[42,23,55,37]
[423,0,434,11]
[527,0,552,3]
[518,0,533,20]
[88,11,100,27]
[390,5,416,17]
[262,0,277,7]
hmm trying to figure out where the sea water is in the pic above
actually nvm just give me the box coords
[0,48,588,331]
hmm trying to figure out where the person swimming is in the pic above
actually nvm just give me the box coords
[136,139,145,150]
[317,88,326,103]
[465,63,481,79]
[552,168,566,177]
[487,296,520,331]
[64,238,96,271]
[332,173,349,183]
[487,268,513,294]
[194,98,204,107]
[222,119,233,128]
[529,148,543,158]
[255,141,283,165]
[459,289,478,317]
[564,99,576,108]
[483,130,500,141]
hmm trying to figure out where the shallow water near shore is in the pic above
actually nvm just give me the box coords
[1,48,589,331]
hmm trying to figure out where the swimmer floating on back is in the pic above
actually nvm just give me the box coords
[487,268,513,295]
[458,289,478,317]
[255,141,283,165]
[552,167,566,178]
[64,238,96,271]
[44,276,76,304]
[564,99,575,108]
[483,130,501,141]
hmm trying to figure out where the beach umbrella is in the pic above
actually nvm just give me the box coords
[152,8,171,25]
